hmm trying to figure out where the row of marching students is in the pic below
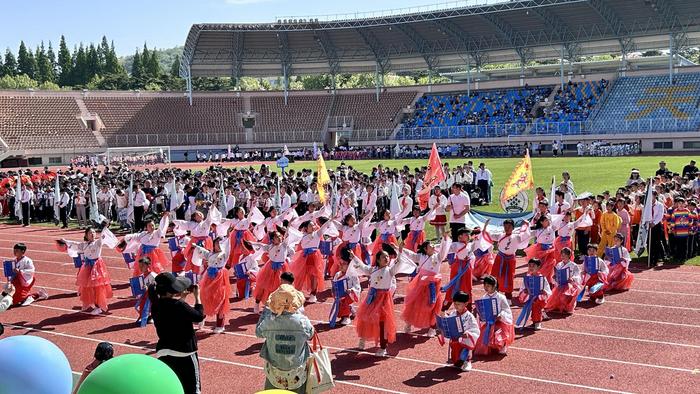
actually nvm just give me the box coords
[329,210,636,372]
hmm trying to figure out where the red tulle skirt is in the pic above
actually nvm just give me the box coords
[584,272,608,299]
[171,251,186,273]
[491,253,516,294]
[554,236,572,254]
[132,247,167,277]
[545,282,583,313]
[444,260,473,304]
[356,289,396,345]
[290,250,325,293]
[11,275,35,304]
[371,234,398,257]
[402,271,443,329]
[76,258,113,310]
[227,230,256,266]
[472,252,494,279]
[474,320,515,355]
[525,244,557,284]
[605,264,634,291]
[184,237,213,274]
[200,268,232,317]
[404,230,425,252]
[254,261,289,302]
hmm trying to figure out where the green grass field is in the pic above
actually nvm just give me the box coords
[283,155,696,213]
[281,155,699,266]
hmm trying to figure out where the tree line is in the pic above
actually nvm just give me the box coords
[0,36,185,91]
[5,35,690,93]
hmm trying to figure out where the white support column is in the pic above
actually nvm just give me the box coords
[669,34,674,84]
[560,45,565,91]
[187,64,193,106]
[283,65,289,105]
[375,62,380,103]
[428,69,433,93]
[466,56,471,96]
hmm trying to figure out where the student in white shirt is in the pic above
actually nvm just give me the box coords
[19,184,34,227]
[428,186,448,239]
[58,188,71,228]
[446,183,470,241]
[442,291,480,371]
[9,243,48,306]
[545,247,583,314]
[401,233,452,336]
[133,184,148,232]
[353,250,413,356]
[475,163,492,204]
[474,275,514,356]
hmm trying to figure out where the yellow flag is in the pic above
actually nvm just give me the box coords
[317,154,331,203]
[501,150,534,203]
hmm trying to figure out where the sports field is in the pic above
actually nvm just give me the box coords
[1,225,699,393]
[282,155,696,213]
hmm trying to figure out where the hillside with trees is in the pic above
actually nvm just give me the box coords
[2,36,698,92]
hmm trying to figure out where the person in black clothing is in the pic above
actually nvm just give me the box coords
[655,161,672,177]
[148,273,205,394]
[682,160,697,179]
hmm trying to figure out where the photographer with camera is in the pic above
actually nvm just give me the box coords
[148,273,205,394]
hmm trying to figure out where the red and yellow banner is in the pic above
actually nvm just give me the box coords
[501,150,534,204]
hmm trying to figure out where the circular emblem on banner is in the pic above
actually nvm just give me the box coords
[500,189,529,213]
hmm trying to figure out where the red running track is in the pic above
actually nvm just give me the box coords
[1,225,699,394]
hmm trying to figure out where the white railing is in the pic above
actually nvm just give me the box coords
[276,0,503,22]
[398,118,700,140]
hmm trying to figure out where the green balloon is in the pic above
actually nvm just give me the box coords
[77,354,184,394]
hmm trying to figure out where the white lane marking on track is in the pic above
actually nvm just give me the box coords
[5,321,634,394]
[21,296,700,373]
[3,324,410,394]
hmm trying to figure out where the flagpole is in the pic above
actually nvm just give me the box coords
[646,178,653,268]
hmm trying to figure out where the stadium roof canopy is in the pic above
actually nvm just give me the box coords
[180,0,700,78]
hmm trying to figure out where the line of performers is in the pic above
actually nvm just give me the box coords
[52,201,635,372]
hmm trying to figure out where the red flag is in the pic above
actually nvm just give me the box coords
[417,143,446,210]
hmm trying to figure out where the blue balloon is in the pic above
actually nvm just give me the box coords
[0,335,73,394]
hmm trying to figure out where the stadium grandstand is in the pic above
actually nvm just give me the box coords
[2,0,700,167]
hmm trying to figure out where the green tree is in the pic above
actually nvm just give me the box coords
[17,41,35,78]
[72,44,88,85]
[146,47,161,78]
[170,54,181,77]
[35,42,55,83]
[98,36,109,69]
[57,36,72,86]
[131,50,144,81]
[38,81,60,90]
[94,72,131,90]
[104,41,123,74]
[301,74,330,90]
[87,44,100,79]
[0,74,39,89]
[46,42,57,83]
[4,49,17,76]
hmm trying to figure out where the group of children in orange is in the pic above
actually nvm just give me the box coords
[6,191,637,374]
